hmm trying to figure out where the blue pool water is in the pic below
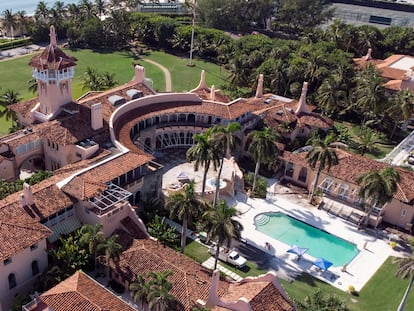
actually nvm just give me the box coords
[255,212,359,266]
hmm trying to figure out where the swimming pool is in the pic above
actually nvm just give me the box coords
[254,212,359,266]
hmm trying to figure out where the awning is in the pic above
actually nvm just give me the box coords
[48,217,82,243]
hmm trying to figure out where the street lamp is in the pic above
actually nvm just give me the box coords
[188,0,196,66]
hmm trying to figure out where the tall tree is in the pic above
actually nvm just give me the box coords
[97,234,122,276]
[165,181,202,253]
[35,1,50,23]
[186,129,220,197]
[202,200,243,270]
[393,255,414,311]
[130,274,150,310]
[210,122,241,207]
[316,75,347,117]
[356,167,400,225]
[306,135,339,203]
[1,9,16,39]
[147,271,176,311]
[248,127,279,194]
[79,223,105,274]
[387,90,414,140]
[353,127,378,156]
[0,89,21,127]
[352,63,387,125]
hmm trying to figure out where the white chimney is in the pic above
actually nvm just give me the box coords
[255,74,264,98]
[295,81,310,115]
[20,193,26,208]
[23,183,34,206]
[210,85,216,101]
[91,103,103,130]
[132,65,145,83]
[364,48,372,61]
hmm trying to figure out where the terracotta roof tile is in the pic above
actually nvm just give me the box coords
[28,45,77,71]
[281,150,414,203]
[35,271,135,311]
[214,282,295,311]
[0,221,51,261]
[111,239,229,311]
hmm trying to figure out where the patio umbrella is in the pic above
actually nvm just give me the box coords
[287,245,308,257]
[313,257,333,271]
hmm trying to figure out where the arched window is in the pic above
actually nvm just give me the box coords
[8,273,16,289]
[298,167,307,182]
[178,114,186,122]
[32,261,39,276]
[188,114,195,123]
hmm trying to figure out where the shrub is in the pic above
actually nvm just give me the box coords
[244,172,268,198]
[348,285,358,295]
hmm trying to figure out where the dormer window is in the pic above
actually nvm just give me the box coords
[30,243,38,251]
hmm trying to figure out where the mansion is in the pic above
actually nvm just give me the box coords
[0,26,414,310]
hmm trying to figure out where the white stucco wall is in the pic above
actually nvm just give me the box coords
[0,238,48,311]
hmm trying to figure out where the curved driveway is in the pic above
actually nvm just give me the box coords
[142,58,172,92]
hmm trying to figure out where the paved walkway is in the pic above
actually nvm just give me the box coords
[164,217,243,282]
[234,180,406,292]
[201,257,243,282]
[142,58,172,92]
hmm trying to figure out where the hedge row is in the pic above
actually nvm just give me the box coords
[0,38,32,51]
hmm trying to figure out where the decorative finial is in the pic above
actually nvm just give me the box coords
[255,74,264,98]
[295,81,310,115]
[50,25,57,46]
[211,85,216,101]
[364,48,372,61]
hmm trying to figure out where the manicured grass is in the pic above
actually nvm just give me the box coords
[0,107,12,136]
[144,50,229,92]
[184,240,211,263]
[282,257,414,311]
[335,121,396,159]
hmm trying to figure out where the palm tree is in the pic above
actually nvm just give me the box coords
[210,122,241,207]
[387,90,414,140]
[316,76,347,117]
[203,200,243,270]
[130,274,150,310]
[131,271,175,311]
[165,181,202,253]
[97,234,123,276]
[82,67,103,91]
[147,271,175,311]
[356,167,400,226]
[28,78,38,94]
[15,11,28,36]
[306,136,339,204]
[95,0,107,20]
[79,223,105,273]
[35,1,50,23]
[353,127,378,156]
[0,89,21,126]
[393,255,414,311]
[1,9,16,39]
[186,129,220,197]
[352,63,386,125]
[247,127,280,194]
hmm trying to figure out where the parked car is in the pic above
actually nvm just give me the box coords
[208,244,247,268]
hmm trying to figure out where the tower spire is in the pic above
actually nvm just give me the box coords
[50,25,57,46]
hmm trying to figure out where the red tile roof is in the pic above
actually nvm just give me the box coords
[32,271,135,311]
[213,281,295,311]
[29,45,77,71]
[110,239,229,311]
[281,150,414,203]
[0,220,50,261]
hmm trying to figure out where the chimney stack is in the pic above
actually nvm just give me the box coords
[91,103,103,130]
[210,85,216,101]
[132,65,145,84]
[49,25,57,46]
[364,48,372,61]
[23,183,34,206]
[20,193,26,208]
[255,74,264,98]
[295,81,310,115]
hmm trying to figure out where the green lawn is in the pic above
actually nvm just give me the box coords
[0,49,228,134]
[281,257,414,311]
[144,50,229,92]
[184,240,413,311]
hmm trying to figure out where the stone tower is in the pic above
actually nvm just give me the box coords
[29,26,77,122]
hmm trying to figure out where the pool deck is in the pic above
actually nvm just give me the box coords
[234,183,405,292]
